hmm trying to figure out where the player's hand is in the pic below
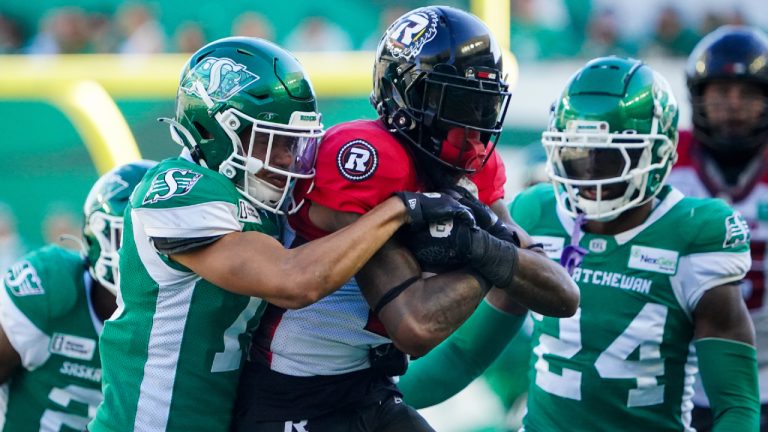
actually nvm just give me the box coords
[440,186,520,246]
[394,191,475,230]
[402,217,520,288]
[401,218,476,272]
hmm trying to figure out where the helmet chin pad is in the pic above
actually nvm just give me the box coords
[246,175,284,207]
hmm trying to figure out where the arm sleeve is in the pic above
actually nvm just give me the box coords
[696,337,760,432]
[398,299,525,409]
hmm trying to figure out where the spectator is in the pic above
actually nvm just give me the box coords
[360,6,408,50]
[283,15,353,53]
[580,8,637,58]
[41,204,80,251]
[89,12,118,53]
[115,1,166,54]
[0,13,23,53]
[509,0,577,61]
[0,203,25,273]
[25,7,91,54]
[174,21,206,53]
[231,11,274,41]
[643,5,700,57]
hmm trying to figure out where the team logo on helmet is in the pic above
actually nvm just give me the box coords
[337,140,378,182]
[385,10,439,60]
[180,57,260,103]
[101,174,130,203]
[143,168,203,204]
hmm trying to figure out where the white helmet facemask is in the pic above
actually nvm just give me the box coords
[542,119,676,221]
[216,108,323,214]
[87,211,123,295]
[190,81,324,215]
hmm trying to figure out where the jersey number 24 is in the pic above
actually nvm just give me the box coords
[533,303,669,407]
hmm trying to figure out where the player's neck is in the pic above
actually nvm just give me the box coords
[583,201,653,236]
[91,282,117,322]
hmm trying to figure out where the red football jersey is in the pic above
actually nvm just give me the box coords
[290,119,506,240]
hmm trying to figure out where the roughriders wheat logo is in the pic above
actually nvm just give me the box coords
[386,10,439,60]
[180,57,260,102]
[143,169,203,204]
[724,211,750,248]
[4,261,44,296]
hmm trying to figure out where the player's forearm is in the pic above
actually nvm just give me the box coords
[503,249,579,317]
[389,271,488,356]
[696,338,760,432]
[399,299,526,408]
[280,197,407,307]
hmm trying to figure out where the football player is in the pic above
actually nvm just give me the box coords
[232,6,578,432]
[87,37,471,432]
[515,56,758,430]
[667,25,768,431]
[0,160,156,431]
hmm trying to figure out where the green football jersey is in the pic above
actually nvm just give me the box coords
[512,184,751,432]
[89,157,277,432]
[0,245,104,432]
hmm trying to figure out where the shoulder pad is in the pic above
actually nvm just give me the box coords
[309,120,420,214]
[678,197,750,254]
[508,183,554,231]
[134,158,239,210]
[2,245,83,331]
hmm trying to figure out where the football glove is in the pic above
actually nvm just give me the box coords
[441,185,520,246]
[394,191,475,230]
[403,218,519,288]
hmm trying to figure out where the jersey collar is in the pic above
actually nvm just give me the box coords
[555,185,685,246]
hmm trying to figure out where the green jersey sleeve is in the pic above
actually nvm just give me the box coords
[130,159,243,241]
[508,183,552,232]
[0,246,82,370]
[672,197,751,313]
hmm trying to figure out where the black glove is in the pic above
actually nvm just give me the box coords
[441,185,520,246]
[401,218,475,272]
[394,191,475,230]
[402,217,519,287]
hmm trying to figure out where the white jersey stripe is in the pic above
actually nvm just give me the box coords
[133,201,241,239]
[671,250,751,314]
[132,210,201,431]
[0,281,51,370]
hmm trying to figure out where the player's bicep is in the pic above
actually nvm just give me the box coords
[355,236,422,311]
[0,323,21,383]
[169,231,289,297]
[693,282,755,344]
[307,201,421,312]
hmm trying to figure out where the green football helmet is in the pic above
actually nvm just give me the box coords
[167,37,324,214]
[542,57,679,221]
[83,160,157,295]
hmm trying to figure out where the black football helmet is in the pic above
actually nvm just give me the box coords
[371,6,511,175]
[686,25,768,153]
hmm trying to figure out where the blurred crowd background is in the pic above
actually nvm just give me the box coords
[0,0,767,58]
[1,2,767,430]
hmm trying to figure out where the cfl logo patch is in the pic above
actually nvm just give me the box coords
[337,140,378,181]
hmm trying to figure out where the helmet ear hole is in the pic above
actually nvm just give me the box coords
[193,121,212,140]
